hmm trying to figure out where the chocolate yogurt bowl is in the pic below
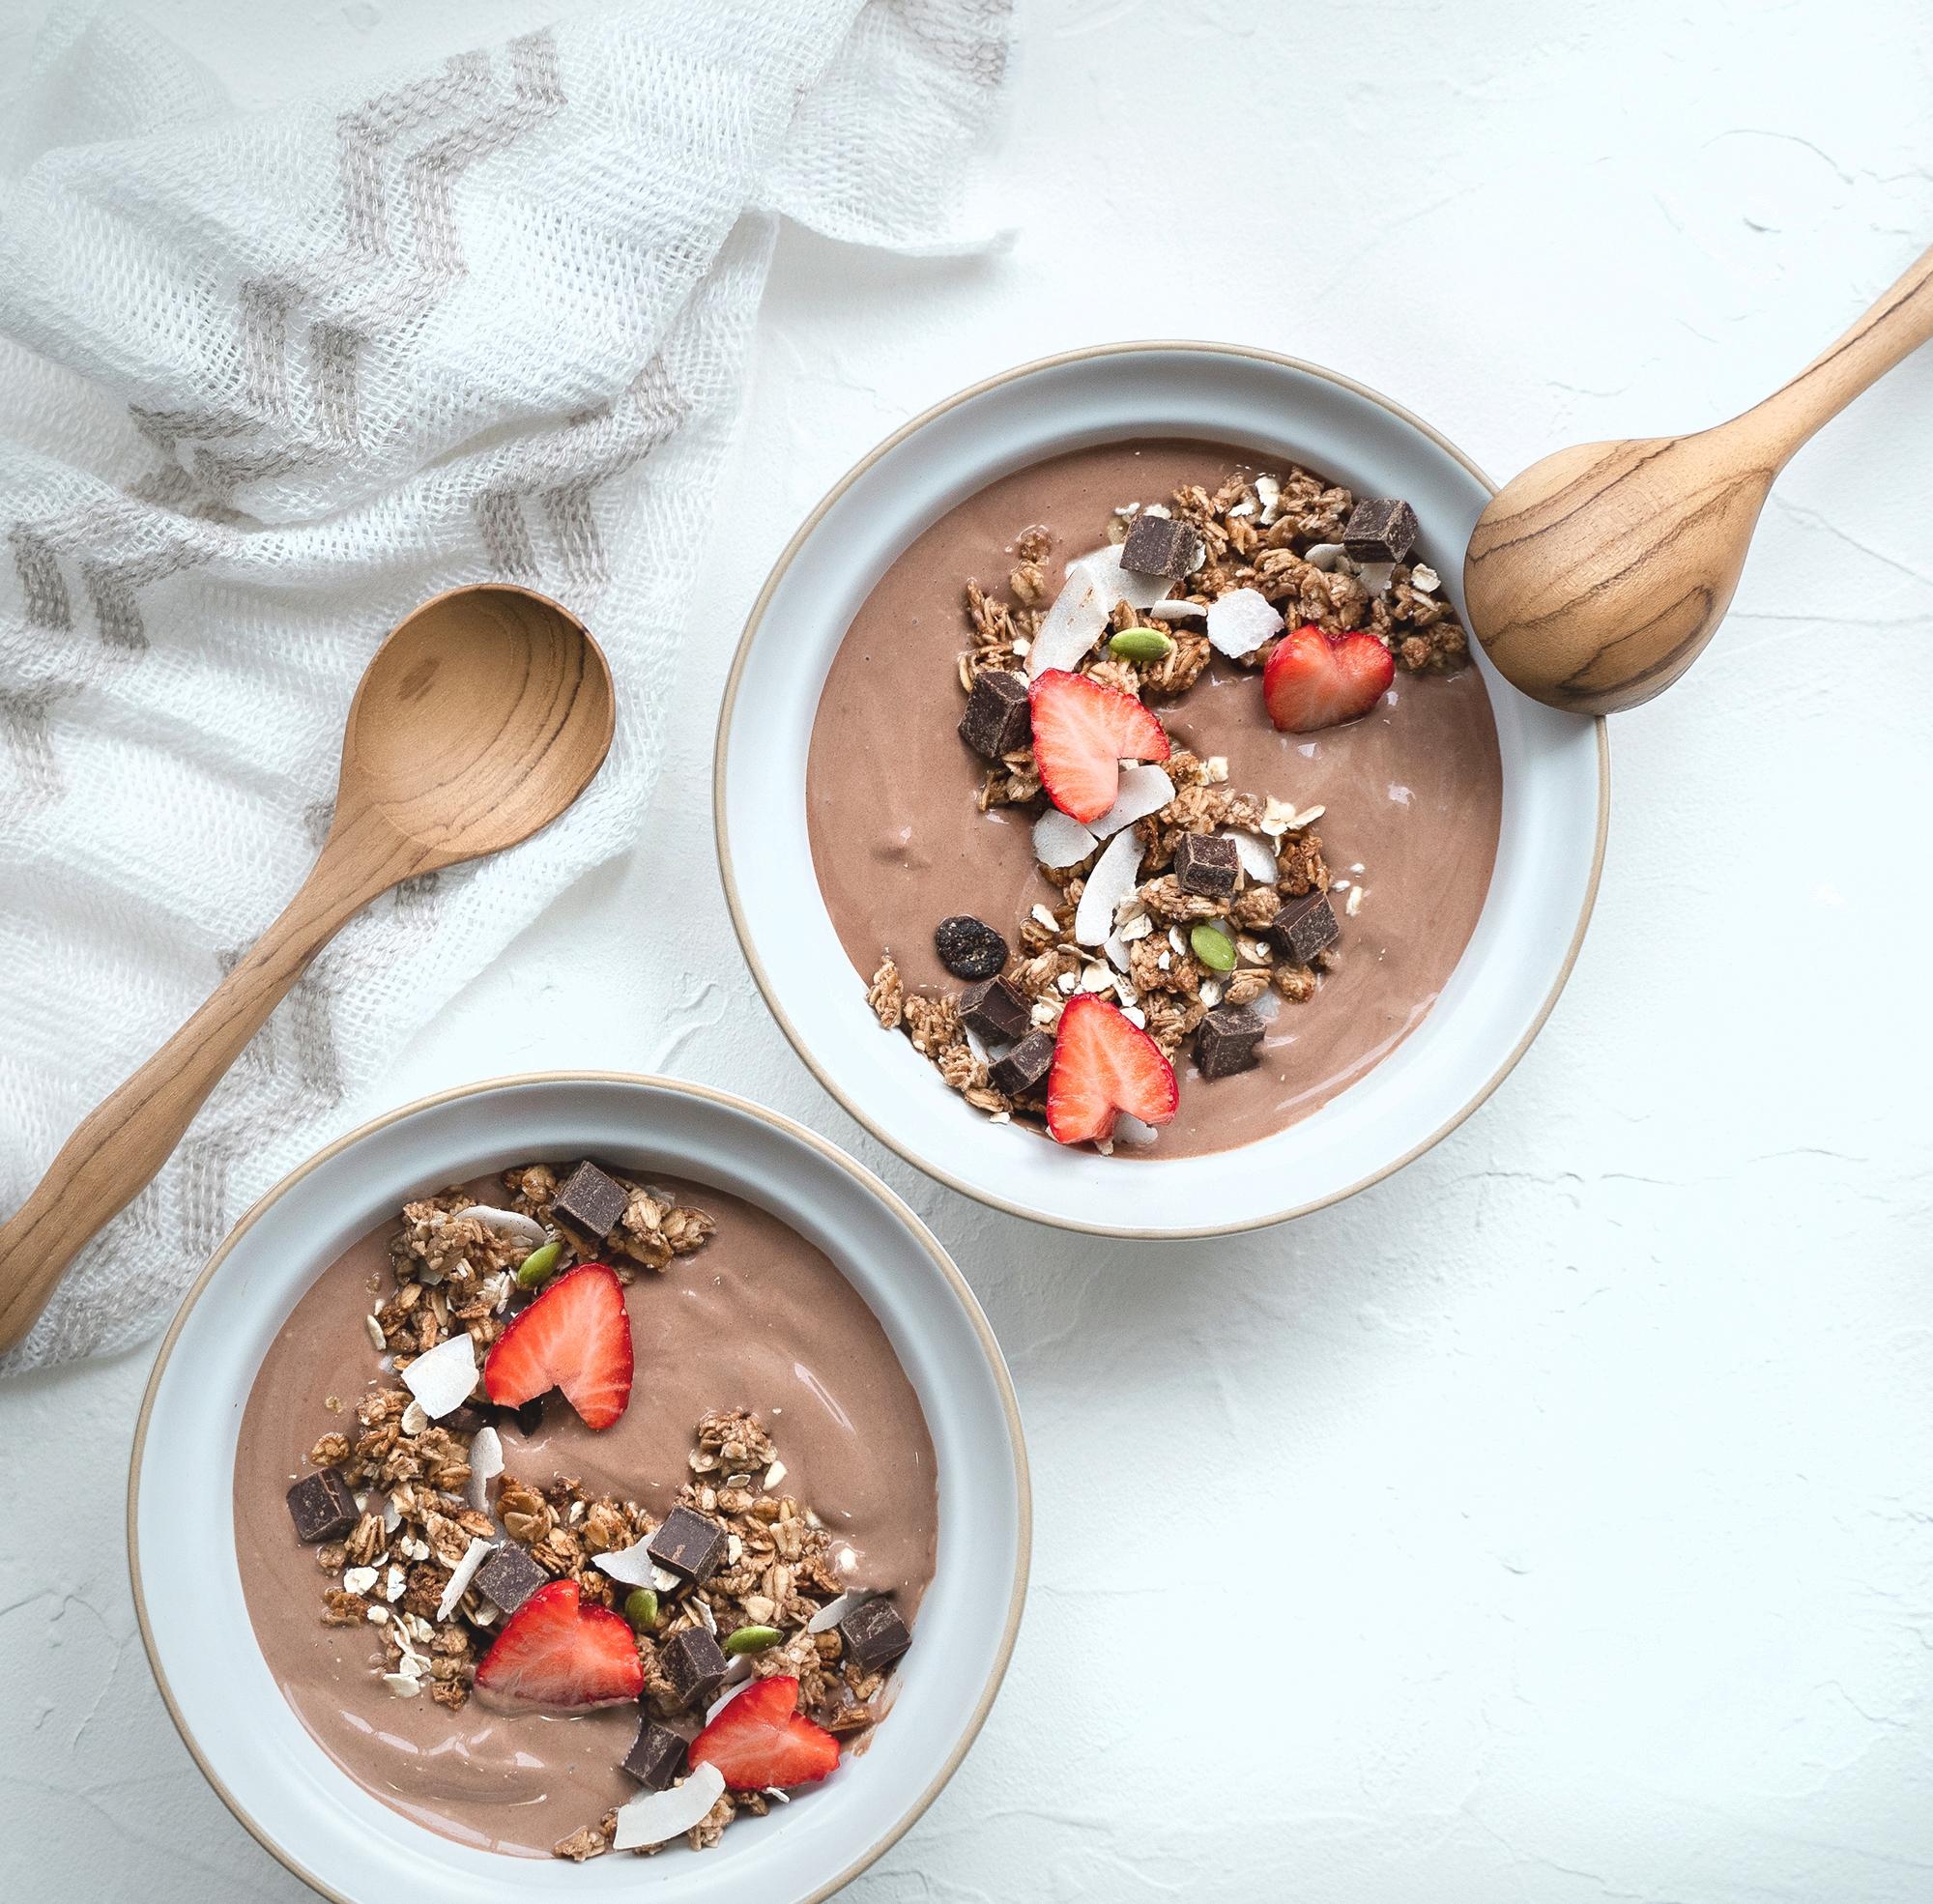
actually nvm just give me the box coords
[717,343,1608,1234]
[130,1073,1028,1904]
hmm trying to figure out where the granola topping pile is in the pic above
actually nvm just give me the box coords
[865,461,1472,1150]
[284,1161,913,1862]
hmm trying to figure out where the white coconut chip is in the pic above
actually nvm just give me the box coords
[1033,807,1098,869]
[1356,561,1397,594]
[1088,764,1175,840]
[436,1538,496,1622]
[1226,497,1255,518]
[465,1426,504,1515]
[1205,588,1284,659]
[1080,963,1113,993]
[382,1494,402,1534]
[808,1590,878,1635]
[1074,828,1144,947]
[1250,988,1283,1024]
[452,1204,547,1249]
[1255,474,1283,524]
[399,1330,477,1421]
[1104,930,1133,973]
[1147,597,1206,622]
[1026,545,1175,678]
[343,1566,379,1595]
[612,1763,728,1852]
[383,1672,421,1699]
[1225,830,1279,885]
[591,1537,666,1589]
[1304,542,1345,572]
[1113,1112,1162,1147]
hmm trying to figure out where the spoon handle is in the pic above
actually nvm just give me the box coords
[0,819,401,1353]
[1738,241,1933,465]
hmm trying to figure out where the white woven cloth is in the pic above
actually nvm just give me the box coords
[0,0,1013,1370]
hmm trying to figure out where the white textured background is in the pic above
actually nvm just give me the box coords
[3,2,1931,1900]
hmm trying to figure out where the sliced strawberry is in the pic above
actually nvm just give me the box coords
[483,1261,632,1430]
[1028,668,1170,824]
[688,1675,841,1791]
[473,1578,644,1711]
[1046,994,1179,1145]
[1261,624,1396,733]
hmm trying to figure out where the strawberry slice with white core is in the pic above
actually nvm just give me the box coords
[689,1674,841,1791]
[1261,624,1396,734]
[1046,994,1179,1146]
[473,1578,644,1711]
[483,1261,633,1430]
[1028,669,1170,825]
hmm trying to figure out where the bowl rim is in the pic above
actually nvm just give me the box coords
[128,1069,1032,1904]
[715,338,1611,1235]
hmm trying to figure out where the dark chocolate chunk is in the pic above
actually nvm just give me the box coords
[286,1466,360,1544]
[1196,1005,1267,1081]
[513,1396,546,1436]
[935,914,1008,982]
[838,1596,911,1672]
[647,1505,728,1585]
[958,669,1032,760]
[1267,890,1341,966]
[1120,512,1202,580]
[659,1626,728,1709]
[622,1718,690,1790]
[551,1159,629,1240]
[1341,497,1419,565]
[959,974,1031,1046]
[473,1542,549,1616]
[1173,832,1239,899]
[988,1029,1054,1100]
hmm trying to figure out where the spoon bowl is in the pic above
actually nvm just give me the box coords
[0,582,615,1353]
[344,585,613,863]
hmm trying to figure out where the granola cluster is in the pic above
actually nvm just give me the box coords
[876,460,1455,1136]
[295,1167,894,1862]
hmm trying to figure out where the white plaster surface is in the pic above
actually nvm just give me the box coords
[3,3,1932,1900]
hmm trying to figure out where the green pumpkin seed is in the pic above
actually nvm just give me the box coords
[1190,923,1237,973]
[623,1588,659,1631]
[1107,626,1174,663]
[515,1239,563,1289]
[723,1625,783,1656]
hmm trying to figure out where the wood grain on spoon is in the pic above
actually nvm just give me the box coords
[0,584,614,1354]
[1465,241,1933,715]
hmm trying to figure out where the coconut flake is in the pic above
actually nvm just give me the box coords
[1033,807,1098,869]
[1255,474,1283,524]
[612,1763,729,1852]
[1148,597,1206,622]
[1074,828,1144,947]
[1028,544,1171,678]
[1356,561,1396,594]
[452,1205,547,1249]
[1225,830,1279,885]
[436,1538,496,1622]
[466,1426,504,1514]
[1206,588,1284,659]
[591,1537,664,1589]
[1113,1112,1161,1147]
[1304,542,1346,571]
[1251,988,1282,1024]
[1088,764,1174,840]
[383,1672,421,1699]
[808,1590,878,1635]
[1104,930,1133,973]
[399,1331,476,1421]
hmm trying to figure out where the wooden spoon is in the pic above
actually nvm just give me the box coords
[0,583,614,1353]
[1464,243,1933,714]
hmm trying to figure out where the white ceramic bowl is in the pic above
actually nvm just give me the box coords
[130,1073,1029,1904]
[717,343,1607,1235]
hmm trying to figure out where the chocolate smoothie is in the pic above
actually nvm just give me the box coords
[806,439,1503,1157]
[234,1174,937,1859]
